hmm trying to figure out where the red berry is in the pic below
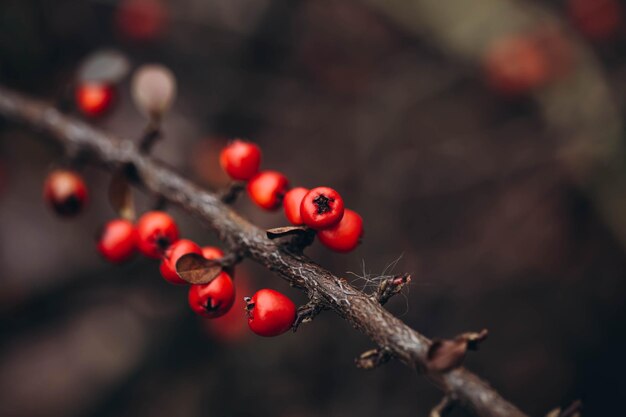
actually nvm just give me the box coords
[220,140,262,181]
[159,239,202,284]
[136,211,179,258]
[188,272,236,318]
[96,219,138,263]
[283,187,309,225]
[202,246,224,260]
[246,289,296,337]
[115,0,169,42]
[300,187,344,230]
[483,35,548,96]
[568,0,622,40]
[317,209,363,252]
[75,83,115,117]
[43,169,88,217]
[247,171,289,211]
[203,274,251,343]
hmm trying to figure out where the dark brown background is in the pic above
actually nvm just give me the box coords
[0,0,625,416]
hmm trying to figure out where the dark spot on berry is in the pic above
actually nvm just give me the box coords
[204,297,221,312]
[313,194,334,215]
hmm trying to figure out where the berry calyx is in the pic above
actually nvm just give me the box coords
[247,171,289,211]
[75,82,115,117]
[188,272,236,318]
[201,246,224,260]
[283,187,309,225]
[159,239,202,284]
[136,211,179,258]
[317,209,363,253]
[96,219,138,263]
[43,169,88,217]
[220,140,262,181]
[300,187,344,230]
[245,289,296,337]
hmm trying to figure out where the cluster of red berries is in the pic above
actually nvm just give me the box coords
[220,140,364,252]
[43,169,296,337]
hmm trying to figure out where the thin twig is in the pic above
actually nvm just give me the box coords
[0,85,530,417]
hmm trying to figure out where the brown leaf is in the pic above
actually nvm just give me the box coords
[427,339,467,373]
[266,226,309,239]
[108,169,135,221]
[175,253,222,284]
[426,329,489,373]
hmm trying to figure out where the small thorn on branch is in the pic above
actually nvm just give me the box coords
[293,300,326,331]
[355,347,392,370]
[426,329,489,373]
[430,395,457,417]
[546,400,582,417]
[219,181,246,204]
[373,273,411,305]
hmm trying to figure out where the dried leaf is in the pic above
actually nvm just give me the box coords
[176,253,222,284]
[267,226,308,239]
[108,169,135,221]
[131,64,177,120]
[427,339,467,373]
[78,49,130,83]
[426,329,488,373]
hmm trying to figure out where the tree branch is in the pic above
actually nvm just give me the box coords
[0,85,529,417]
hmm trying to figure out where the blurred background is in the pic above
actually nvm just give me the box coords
[1,0,626,415]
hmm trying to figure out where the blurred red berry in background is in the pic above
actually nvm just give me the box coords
[483,35,549,96]
[75,83,115,117]
[568,0,623,41]
[115,0,169,42]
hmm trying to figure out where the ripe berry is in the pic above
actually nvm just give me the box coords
[97,219,138,263]
[483,35,548,96]
[317,209,363,253]
[283,187,309,225]
[188,272,236,318]
[43,169,88,217]
[568,0,622,40]
[115,0,169,42]
[160,239,202,284]
[246,289,296,337]
[300,187,344,230]
[75,82,115,117]
[220,140,262,181]
[136,211,179,258]
[247,171,289,211]
[202,246,224,260]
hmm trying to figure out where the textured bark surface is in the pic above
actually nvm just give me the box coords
[0,85,529,417]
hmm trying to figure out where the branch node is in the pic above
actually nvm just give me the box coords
[373,273,411,305]
[355,347,393,370]
[219,181,246,204]
[426,329,489,373]
[293,299,326,332]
